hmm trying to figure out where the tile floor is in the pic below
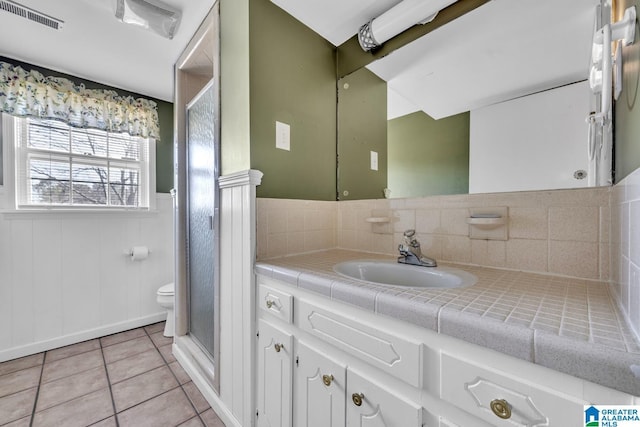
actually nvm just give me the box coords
[0,322,226,427]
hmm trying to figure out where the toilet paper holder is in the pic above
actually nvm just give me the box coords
[123,246,151,261]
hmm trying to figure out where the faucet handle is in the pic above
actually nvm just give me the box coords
[403,229,416,238]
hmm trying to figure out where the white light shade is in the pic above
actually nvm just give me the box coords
[358,0,458,51]
[115,0,181,40]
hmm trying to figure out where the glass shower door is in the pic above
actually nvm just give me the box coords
[186,81,218,357]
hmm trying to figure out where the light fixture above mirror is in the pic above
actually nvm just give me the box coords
[358,0,458,51]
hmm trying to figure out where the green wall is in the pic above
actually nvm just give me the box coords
[337,68,388,200]
[614,0,640,182]
[388,111,469,198]
[248,0,337,200]
[220,0,251,175]
[0,56,174,193]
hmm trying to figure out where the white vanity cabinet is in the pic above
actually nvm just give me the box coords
[346,367,423,426]
[295,340,347,427]
[255,274,638,427]
[257,319,293,427]
[295,339,423,427]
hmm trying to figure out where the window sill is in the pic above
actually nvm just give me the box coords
[1,208,162,220]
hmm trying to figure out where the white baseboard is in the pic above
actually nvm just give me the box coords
[0,312,167,362]
[173,341,242,427]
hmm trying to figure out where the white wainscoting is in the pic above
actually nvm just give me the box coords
[0,194,174,361]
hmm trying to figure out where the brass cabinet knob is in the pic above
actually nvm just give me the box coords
[490,399,511,419]
[274,343,284,353]
[266,300,275,309]
[322,374,333,386]
[352,393,364,407]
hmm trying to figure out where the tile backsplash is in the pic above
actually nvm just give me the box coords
[257,198,338,259]
[257,187,611,281]
[611,167,640,339]
[256,179,639,340]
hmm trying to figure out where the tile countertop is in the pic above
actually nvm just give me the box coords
[255,249,640,396]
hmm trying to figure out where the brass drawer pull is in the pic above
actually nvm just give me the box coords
[322,374,334,386]
[352,393,364,407]
[490,399,511,419]
[274,343,284,353]
[266,300,275,309]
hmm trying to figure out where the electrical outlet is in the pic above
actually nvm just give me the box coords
[370,151,378,171]
[275,121,290,151]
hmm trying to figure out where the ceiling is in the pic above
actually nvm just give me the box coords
[0,0,600,114]
[273,0,600,119]
[0,0,214,102]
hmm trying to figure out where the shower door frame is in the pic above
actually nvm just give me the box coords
[173,4,220,395]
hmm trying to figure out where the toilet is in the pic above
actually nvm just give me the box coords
[156,282,175,337]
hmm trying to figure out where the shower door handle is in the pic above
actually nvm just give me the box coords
[209,215,214,230]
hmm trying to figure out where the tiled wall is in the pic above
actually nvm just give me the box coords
[257,187,611,281]
[257,198,338,259]
[338,187,611,281]
[611,167,640,338]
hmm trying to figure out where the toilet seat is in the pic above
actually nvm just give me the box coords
[157,283,174,296]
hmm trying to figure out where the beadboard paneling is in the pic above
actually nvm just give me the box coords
[0,195,174,362]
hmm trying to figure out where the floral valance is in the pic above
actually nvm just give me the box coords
[0,61,161,140]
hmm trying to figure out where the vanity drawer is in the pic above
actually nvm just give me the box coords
[440,353,585,427]
[258,284,293,323]
[296,299,422,387]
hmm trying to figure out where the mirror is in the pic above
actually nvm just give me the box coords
[337,0,603,200]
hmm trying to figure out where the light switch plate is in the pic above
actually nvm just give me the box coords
[276,121,290,151]
[370,151,378,171]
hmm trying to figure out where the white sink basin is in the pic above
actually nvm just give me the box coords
[333,260,477,288]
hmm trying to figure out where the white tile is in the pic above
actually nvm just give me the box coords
[629,263,640,335]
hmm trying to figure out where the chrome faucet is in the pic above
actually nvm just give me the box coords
[398,229,437,267]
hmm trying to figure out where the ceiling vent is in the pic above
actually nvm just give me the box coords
[0,0,64,30]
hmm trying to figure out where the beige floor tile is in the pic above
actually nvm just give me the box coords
[111,365,179,412]
[0,353,43,377]
[0,365,41,398]
[102,336,155,364]
[158,344,176,363]
[0,387,37,425]
[100,328,146,348]
[2,415,31,426]
[41,349,103,384]
[117,388,197,427]
[200,408,226,427]
[32,388,113,427]
[144,322,166,335]
[182,382,210,414]
[150,331,173,348]
[45,339,100,362]
[168,361,191,385]
[179,416,205,426]
[106,348,165,384]
[90,416,117,427]
[36,366,108,412]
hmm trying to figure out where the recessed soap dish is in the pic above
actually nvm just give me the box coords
[365,217,391,223]
[466,216,505,228]
[468,208,508,240]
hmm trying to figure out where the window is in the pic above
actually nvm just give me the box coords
[12,116,154,209]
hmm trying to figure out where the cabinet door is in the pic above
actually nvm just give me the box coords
[346,368,422,427]
[295,340,347,427]
[257,320,293,427]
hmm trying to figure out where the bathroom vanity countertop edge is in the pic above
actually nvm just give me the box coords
[255,249,640,396]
